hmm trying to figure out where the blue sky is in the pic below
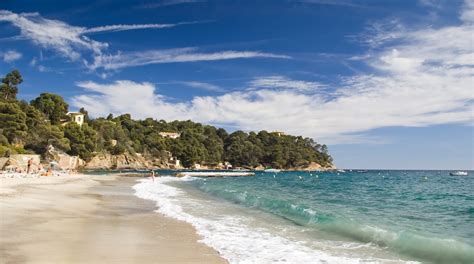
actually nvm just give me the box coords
[0,0,473,169]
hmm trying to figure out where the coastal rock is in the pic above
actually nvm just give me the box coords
[0,157,8,170]
[85,153,114,170]
[84,152,154,170]
[297,162,337,171]
[45,145,85,170]
[115,153,152,169]
[2,154,41,171]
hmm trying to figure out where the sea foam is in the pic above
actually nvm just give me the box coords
[133,177,375,264]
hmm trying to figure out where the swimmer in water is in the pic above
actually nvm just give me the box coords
[151,170,155,182]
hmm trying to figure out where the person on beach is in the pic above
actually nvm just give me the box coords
[151,170,155,182]
[27,158,33,174]
[42,167,52,177]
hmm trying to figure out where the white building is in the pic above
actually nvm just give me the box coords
[66,112,85,126]
[159,132,181,139]
[271,131,285,137]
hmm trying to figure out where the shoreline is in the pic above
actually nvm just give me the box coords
[0,174,226,263]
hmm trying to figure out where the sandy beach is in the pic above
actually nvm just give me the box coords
[0,174,226,264]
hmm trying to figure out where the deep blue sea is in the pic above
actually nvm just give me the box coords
[132,170,474,263]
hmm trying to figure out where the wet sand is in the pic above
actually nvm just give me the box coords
[0,175,226,263]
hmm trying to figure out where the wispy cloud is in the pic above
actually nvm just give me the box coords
[73,1,474,144]
[181,81,225,92]
[2,50,22,62]
[89,48,290,70]
[0,10,105,60]
[351,19,405,48]
[0,10,286,72]
[83,21,207,34]
[461,0,474,22]
[249,76,325,91]
[0,10,202,61]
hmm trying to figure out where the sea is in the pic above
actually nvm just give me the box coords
[131,170,474,264]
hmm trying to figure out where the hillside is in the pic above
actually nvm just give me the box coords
[0,70,333,170]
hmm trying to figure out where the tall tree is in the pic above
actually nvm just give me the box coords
[63,123,97,161]
[30,93,69,125]
[0,70,23,101]
[79,107,90,123]
[0,102,27,144]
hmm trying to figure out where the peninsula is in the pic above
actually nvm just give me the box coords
[0,70,334,173]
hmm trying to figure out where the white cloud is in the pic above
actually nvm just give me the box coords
[2,50,22,62]
[354,19,405,48]
[0,10,106,60]
[83,22,196,34]
[88,48,290,70]
[181,81,225,92]
[73,80,189,120]
[0,10,193,60]
[72,1,474,144]
[249,76,325,91]
[0,10,287,71]
[29,57,37,66]
[461,0,474,23]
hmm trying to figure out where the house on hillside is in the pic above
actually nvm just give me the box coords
[159,132,181,139]
[271,131,285,137]
[62,112,85,127]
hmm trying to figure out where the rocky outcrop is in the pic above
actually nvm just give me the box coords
[1,154,42,172]
[84,152,155,170]
[82,151,335,171]
[45,145,85,170]
[295,162,336,171]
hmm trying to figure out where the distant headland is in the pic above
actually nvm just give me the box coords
[0,70,334,172]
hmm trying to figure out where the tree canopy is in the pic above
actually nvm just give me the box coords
[0,70,22,101]
[30,93,69,125]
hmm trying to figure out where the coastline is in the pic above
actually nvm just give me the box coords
[0,174,226,263]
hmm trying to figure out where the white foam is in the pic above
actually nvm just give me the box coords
[133,177,371,264]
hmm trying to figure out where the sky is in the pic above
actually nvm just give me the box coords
[0,0,473,169]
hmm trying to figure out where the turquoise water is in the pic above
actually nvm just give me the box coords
[171,170,474,263]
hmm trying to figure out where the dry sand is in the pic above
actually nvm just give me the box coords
[0,174,226,264]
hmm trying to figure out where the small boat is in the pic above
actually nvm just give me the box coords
[336,169,346,173]
[449,171,468,176]
[264,168,281,173]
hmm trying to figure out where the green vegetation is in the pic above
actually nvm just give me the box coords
[30,93,69,125]
[0,70,333,168]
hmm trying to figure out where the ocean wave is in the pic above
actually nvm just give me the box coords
[195,184,474,264]
[133,177,375,264]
